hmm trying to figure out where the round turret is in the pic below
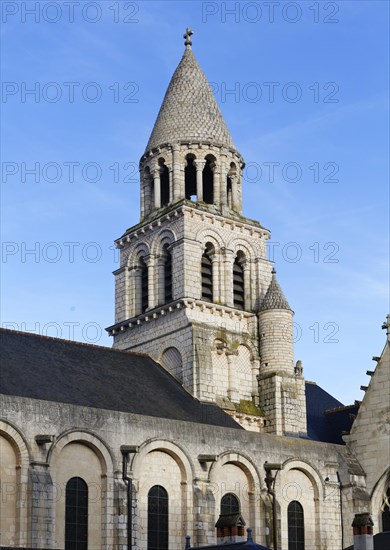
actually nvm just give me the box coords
[258,268,294,374]
[138,31,244,220]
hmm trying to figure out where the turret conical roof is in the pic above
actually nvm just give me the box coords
[260,269,291,311]
[145,43,237,154]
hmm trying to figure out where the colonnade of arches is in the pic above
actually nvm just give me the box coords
[141,153,241,216]
[202,243,247,310]
[126,239,253,318]
[2,420,374,550]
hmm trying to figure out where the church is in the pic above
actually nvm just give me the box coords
[1,30,389,550]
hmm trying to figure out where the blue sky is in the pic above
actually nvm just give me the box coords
[1,0,389,405]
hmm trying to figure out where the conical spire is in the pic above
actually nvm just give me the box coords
[260,268,291,311]
[145,30,237,154]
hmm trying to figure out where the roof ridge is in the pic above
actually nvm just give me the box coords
[0,327,151,359]
[324,403,360,414]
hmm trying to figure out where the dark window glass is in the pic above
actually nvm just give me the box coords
[148,485,168,550]
[203,160,214,204]
[233,257,245,310]
[164,248,173,303]
[382,487,390,531]
[221,493,240,515]
[160,165,170,207]
[141,258,148,312]
[185,157,196,200]
[288,501,304,550]
[201,250,213,302]
[65,477,88,550]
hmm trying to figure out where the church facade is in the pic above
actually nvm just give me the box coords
[1,31,389,550]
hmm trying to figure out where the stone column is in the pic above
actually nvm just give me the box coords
[223,249,235,307]
[227,351,239,402]
[169,166,173,205]
[352,513,374,550]
[133,266,142,316]
[140,174,145,219]
[124,266,131,319]
[145,255,156,310]
[194,159,206,201]
[231,175,238,211]
[219,166,227,207]
[144,173,152,216]
[242,260,251,311]
[172,143,181,201]
[153,168,161,210]
[251,359,261,403]
[29,465,55,548]
[156,255,166,306]
[211,162,220,207]
[211,253,220,303]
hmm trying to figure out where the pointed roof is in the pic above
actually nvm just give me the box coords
[145,38,237,153]
[260,268,291,311]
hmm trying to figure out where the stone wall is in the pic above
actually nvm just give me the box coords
[0,394,370,550]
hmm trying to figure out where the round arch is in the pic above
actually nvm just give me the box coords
[209,451,264,540]
[281,458,325,500]
[151,228,176,256]
[227,237,258,261]
[0,420,31,546]
[194,227,224,250]
[0,419,32,466]
[132,438,195,482]
[49,429,116,550]
[133,439,195,545]
[48,428,117,475]
[128,242,150,268]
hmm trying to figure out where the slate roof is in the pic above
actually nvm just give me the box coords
[305,382,359,444]
[0,329,240,429]
[145,46,237,153]
[1,329,352,443]
[260,269,291,311]
[188,529,270,550]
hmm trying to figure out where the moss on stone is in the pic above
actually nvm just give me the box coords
[235,400,264,416]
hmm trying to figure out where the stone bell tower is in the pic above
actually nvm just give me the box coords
[106,30,306,435]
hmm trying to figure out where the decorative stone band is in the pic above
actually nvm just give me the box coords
[140,140,243,168]
[115,202,269,249]
[106,297,255,336]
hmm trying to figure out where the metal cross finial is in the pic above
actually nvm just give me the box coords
[183,27,194,48]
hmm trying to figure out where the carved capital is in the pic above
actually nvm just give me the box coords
[193,159,206,171]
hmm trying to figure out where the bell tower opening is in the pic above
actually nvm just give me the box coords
[233,251,245,310]
[163,244,173,303]
[185,155,197,201]
[159,158,170,207]
[141,257,148,313]
[203,156,214,204]
[201,243,214,302]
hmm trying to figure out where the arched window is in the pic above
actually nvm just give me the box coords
[141,257,148,313]
[185,155,197,200]
[288,501,304,550]
[159,161,170,207]
[203,157,214,204]
[65,477,88,550]
[148,485,168,550]
[233,253,245,310]
[221,493,240,515]
[164,245,173,303]
[382,487,390,531]
[201,244,213,302]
